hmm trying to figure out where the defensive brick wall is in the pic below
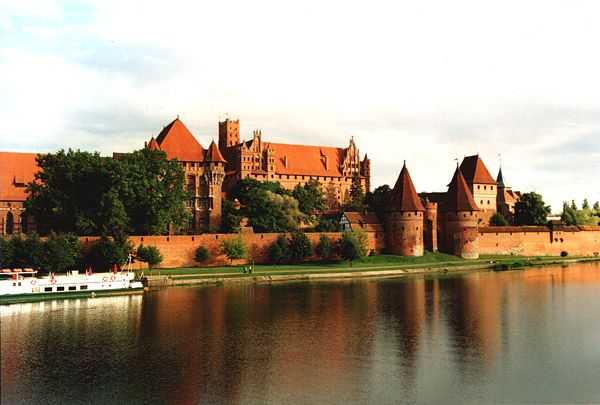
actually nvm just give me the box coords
[478,226,600,257]
[81,231,385,268]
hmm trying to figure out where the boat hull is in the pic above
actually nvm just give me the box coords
[0,286,144,305]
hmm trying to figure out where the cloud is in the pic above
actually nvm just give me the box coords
[1,0,600,210]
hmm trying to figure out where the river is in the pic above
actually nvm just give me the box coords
[2,262,600,404]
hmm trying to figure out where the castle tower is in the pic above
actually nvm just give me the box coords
[361,154,371,193]
[459,154,497,224]
[423,199,438,252]
[218,118,240,151]
[442,166,480,259]
[203,141,227,231]
[385,162,425,256]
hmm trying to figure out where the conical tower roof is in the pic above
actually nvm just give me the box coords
[155,117,204,161]
[446,166,480,212]
[460,154,496,185]
[496,167,505,188]
[205,140,227,163]
[147,137,160,151]
[388,162,425,212]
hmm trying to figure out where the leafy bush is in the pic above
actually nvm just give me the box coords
[194,246,210,263]
[137,245,163,269]
[0,237,14,268]
[315,216,340,232]
[222,235,247,264]
[315,235,333,260]
[268,235,290,264]
[288,232,312,263]
[490,212,509,226]
[339,229,368,265]
[42,233,82,274]
[84,236,130,272]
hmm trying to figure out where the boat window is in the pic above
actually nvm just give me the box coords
[80,285,88,290]
[18,282,21,286]
[68,286,76,291]
[57,286,65,291]
[44,287,53,292]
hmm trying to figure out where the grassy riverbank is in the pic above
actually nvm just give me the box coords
[143,252,600,285]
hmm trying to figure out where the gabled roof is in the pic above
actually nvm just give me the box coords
[388,162,425,212]
[460,155,496,185]
[154,118,204,161]
[496,167,505,187]
[204,141,227,163]
[147,137,160,151]
[445,166,480,212]
[263,142,347,177]
[342,211,383,232]
[0,152,38,201]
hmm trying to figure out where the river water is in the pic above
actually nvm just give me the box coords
[2,262,600,404]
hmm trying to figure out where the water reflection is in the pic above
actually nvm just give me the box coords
[3,263,600,404]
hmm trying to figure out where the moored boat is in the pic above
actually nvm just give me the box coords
[0,267,144,305]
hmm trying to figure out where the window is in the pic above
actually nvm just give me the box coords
[44,287,53,292]
[484,185,487,190]
[57,286,65,291]
[80,285,88,290]
[487,200,490,205]
[68,286,76,291]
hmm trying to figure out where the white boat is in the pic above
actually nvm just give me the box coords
[0,267,145,305]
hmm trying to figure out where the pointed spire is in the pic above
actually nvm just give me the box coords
[459,155,496,185]
[446,166,479,212]
[388,162,425,212]
[496,167,505,188]
[205,140,227,163]
[147,137,160,151]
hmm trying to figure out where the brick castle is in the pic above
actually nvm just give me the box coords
[2,116,599,260]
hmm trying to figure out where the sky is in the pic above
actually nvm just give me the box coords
[1,0,599,212]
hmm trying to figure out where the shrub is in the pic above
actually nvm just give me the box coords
[137,245,163,269]
[84,236,130,272]
[194,246,210,263]
[339,229,368,265]
[561,251,568,257]
[268,234,290,264]
[490,212,509,226]
[0,237,14,268]
[222,235,247,264]
[315,234,333,260]
[288,232,312,263]
[42,233,82,274]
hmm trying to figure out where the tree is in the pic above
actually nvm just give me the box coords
[514,192,551,226]
[339,229,368,266]
[570,200,578,210]
[292,179,327,223]
[222,235,247,264]
[265,191,305,230]
[288,232,312,263]
[315,215,340,232]
[83,236,130,272]
[594,201,600,212]
[344,173,366,211]
[366,185,391,222]
[137,245,163,270]
[0,237,14,269]
[221,199,243,233]
[194,246,210,263]
[561,201,578,225]
[315,234,333,260]
[582,199,590,210]
[42,233,81,274]
[490,212,509,226]
[268,235,290,264]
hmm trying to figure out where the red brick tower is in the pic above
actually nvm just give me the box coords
[203,141,227,231]
[385,162,425,256]
[442,166,480,259]
[423,199,438,252]
[218,118,240,151]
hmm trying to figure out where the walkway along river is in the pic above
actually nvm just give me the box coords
[2,262,600,404]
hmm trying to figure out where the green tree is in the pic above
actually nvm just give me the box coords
[339,229,368,266]
[292,179,327,223]
[514,192,551,226]
[344,173,366,211]
[0,238,14,269]
[268,234,290,264]
[582,199,590,210]
[561,201,578,225]
[490,212,509,226]
[222,235,247,264]
[84,236,130,272]
[315,234,333,260]
[288,232,312,263]
[594,201,600,212]
[194,246,210,263]
[41,233,82,274]
[366,184,391,222]
[221,199,243,233]
[570,200,578,210]
[315,215,340,232]
[137,245,163,270]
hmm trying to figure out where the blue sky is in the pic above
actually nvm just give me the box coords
[1,0,599,211]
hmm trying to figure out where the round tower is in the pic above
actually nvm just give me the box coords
[385,162,425,257]
[442,166,480,259]
[424,200,438,252]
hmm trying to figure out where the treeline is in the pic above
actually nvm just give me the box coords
[0,233,162,273]
[561,199,600,226]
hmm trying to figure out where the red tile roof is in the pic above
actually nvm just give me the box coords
[343,211,384,232]
[263,142,347,177]
[446,166,480,212]
[0,152,38,201]
[389,162,425,211]
[155,118,204,161]
[460,155,496,185]
[205,141,227,163]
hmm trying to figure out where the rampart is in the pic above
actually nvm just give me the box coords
[479,226,600,257]
[80,231,385,268]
